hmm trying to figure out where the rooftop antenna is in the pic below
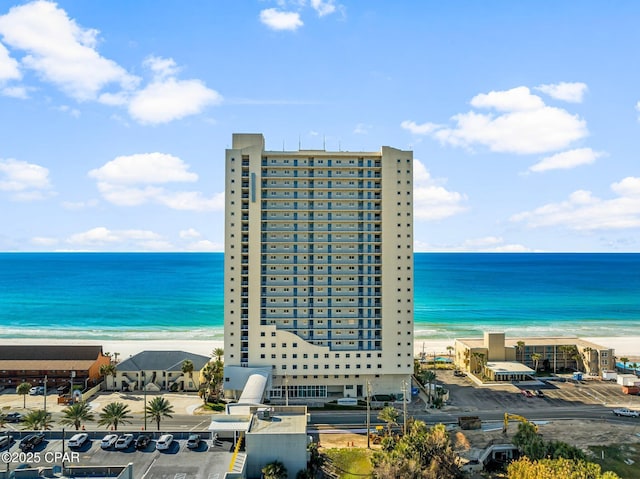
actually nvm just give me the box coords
[282,139,285,151]
[298,134,301,151]
[323,135,326,151]
[338,140,341,151]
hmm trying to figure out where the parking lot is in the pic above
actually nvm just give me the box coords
[0,431,235,478]
[437,369,640,412]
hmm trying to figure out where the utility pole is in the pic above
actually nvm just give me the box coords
[401,379,408,436]
[43,374,47,414]
[366,380,372,448]
[142,371,147,430]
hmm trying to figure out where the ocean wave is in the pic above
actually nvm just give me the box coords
[0,327,225,342]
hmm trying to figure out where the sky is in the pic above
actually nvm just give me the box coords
[1,1,640,253]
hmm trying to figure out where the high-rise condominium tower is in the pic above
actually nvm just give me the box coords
[224,133,413,402]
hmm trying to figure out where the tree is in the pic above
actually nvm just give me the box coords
[262,460,288,479]
[582,347,593,372]
[421,370,437,405]
[60,401,94,430]
[98,402,132,431]
[531,353,542,372]
[446,346,454,361]
[559,345,572,371]
[213,348,224,361]
[181,359,195,389]
[515,341,525,363]
[512,422,546,460]
[201,358,224,402]
[371,421,462,479]
[99,363,117,391]
[17,382,32,409]
[619,356,629,373]
[146,396,174,431]
[378,406,399,436]
[507,457,620,479]
[0,412,6,428]
[22,409,53,430]
[471,352,486,376]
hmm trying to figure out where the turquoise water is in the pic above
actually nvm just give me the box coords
[0,253,639,341]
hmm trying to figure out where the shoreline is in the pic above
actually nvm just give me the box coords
[4,336,639,362]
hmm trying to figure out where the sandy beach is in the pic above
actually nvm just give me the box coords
[5,336,639,362]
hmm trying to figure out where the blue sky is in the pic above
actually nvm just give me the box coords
[1,1,639,252]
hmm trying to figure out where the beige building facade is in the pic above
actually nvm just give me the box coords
[224,134,413,402]
[454,332,615,380]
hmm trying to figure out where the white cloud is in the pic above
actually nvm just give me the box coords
[353,123,370,134]
[61,199,98,210]
[415,236,533,252]
[88,153,223,211]
[311,0,337,16]
[528,148,604,173]
[260,8,303,31]
[128,77,221,125]
[413,159,467,221]
[536,82,588,103]
[471,86,544,111]
[31,236,58,246]
[0,0,139,101]
[185,239,221,252]
[179,228,202,239]
[404,86,588,155]
[143,55,180,80]
[0,41,20,81]
[400,120,439,135]
[1,85,28,98]
[0,158,53,200]
[67,226,164,247]
[511,176,640,231]
[89,153,198,184]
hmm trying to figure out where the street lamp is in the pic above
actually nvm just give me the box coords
[141,371,147,430]
[401,379,408,436]
[43,374,47,414]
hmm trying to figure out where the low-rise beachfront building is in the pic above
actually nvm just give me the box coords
[454,332,615,380]
[0,345,110,392]
[113,350,210,392]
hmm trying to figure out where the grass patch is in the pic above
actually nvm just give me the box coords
[324,448,373,479]
[588,444,640,479]
[203,402,226,412]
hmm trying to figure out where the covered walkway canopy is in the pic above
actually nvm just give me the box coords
[485,361,535,382]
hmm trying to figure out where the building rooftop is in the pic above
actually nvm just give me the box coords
[117,350,210,372]
[0,345,104,360]
[485,361,535,374]
[456,336,613,350]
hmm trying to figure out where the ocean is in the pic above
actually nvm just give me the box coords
[1,253,639,342]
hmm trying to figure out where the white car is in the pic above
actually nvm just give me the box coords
[68,433,88,449]
[613,408,640,417]
[114,434,134,450]
[156,434,173,451]
[101,434,118,449]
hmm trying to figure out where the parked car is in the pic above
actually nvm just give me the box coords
[0,435,14,450]
[156,434,174,451]
[19,433,45,451]
[101,434,118,449]
[453,370,465,377]
[28,386,45,395]
[613,408,640,417]
[57,384,70,395]
[135,434,150,450]
[68,433,89,449]
[186,434,201,449]
[5,412,23,423]
[114,434,134,450]
[534,390,545,398]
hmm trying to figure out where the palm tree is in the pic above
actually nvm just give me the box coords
[60,401,94,430]
[262,460,288,479]
[516,341,525,363]
[559,345,572,371]
[99,363,117,391]
[17,382,32,409]
[22,409,53,430]
[531,353,542,372]
[620,357,629,373]
[0,413,6,428]
[98,402,132,431]
[181,359,195,390]
[422,370,436,405]
[471,352,486,375]
[582,347,593,372]
[378,406,399,436]
[446,345,454,361]
[212,348,224,362]
[145,396,174,431]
